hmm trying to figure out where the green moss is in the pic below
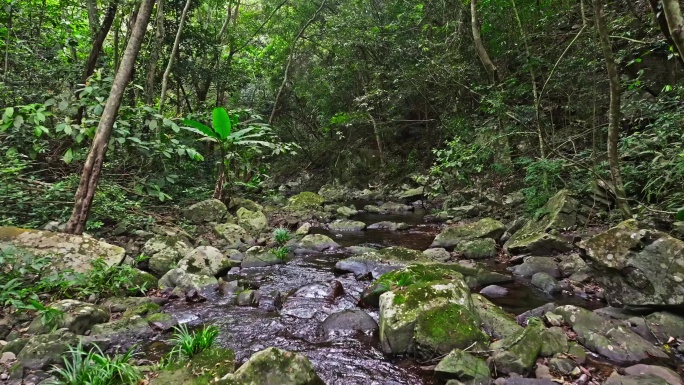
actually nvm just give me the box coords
[146,312,172,323]
[415,303,488,356]
[287,192,325,209]
[122,302,161,319]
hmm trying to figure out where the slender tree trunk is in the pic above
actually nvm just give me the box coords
[269,0,326,124]
[36,0,47,38]
[660,0,684,63]
[593,0,632,219]
[86,0,100,37]
[65,0,155,235]
[159,0,192,112]
[146,0,165,105]
[367,112,384,167]
[82,0,119,84]
[470,0,497,83]
[3,5,12,80]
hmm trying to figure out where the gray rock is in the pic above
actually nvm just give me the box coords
[178,246,237,276]
[516,303,557,324]
[490,318,544,375]
[431,218,506,249]
[423,247,451,262]
[479,285,509,298]
[228,197,263,212]
[213,223,252,249]
[27,299,109,335]
[623,364,682,385]
[435,349,490,384]
[143,235,192,277]
[318,184,349,203]
[513,257,560,278]
[604,373,670,385]
[368,221,410,231]
[558,253,589,277]
[319,310,378,335]
[471,294,522,340]
[241,247,284,267]
[236,207,268,235]
[221,347,324,385]
[531,272,561,294]
[456,238,498,259]
[236,290,258,306]
[347,246,377,255]
[17,330,79,370]
[414,303,488,360]
[336,206,359,218]
[540,326,568,356]
[548,356,576,375]
[328,220,366,232]
[296,234,340,253]
[182,199,227,224]
[159,268,217,294]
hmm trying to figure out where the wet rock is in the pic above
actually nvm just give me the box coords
[143,235,192,277]
[159,268,218,294]
[548,356,576,375]
[558,253,589,277]
[241,246,284,267]
[1,338,28,355]
[434,349,490,384]
[414,303,488,359]
[379,277,474,355]
[27,299,109,335]
[479,285,509,298]
[495,380,555,385]
[431,218,506,249]
[423,247,451,262]
[123,269,159,296]
[328,220,366,232]
[347,245,377,255]
[531,272,561,294]
[633,312,684,344]
[336,206,359,218]
[397,186,424,201]
[219,347,323,385]
[623,364,682,385]
[334,258,399,280]
[102,297,166,314]
[17,329,79,370]
[90,311,175,341]
[236,290,258,306]
[513,257,560,278]
[552,305,668,365]
[605,372,670,385]
[294,281,344,300]
[490,318,544,375]
[0,227,125,274]
[182,199,227,224]
[471,294,522,340]
[539,326,568,356]
[318,184,349,203]
[295,223,311,235]
[319,310,378,335]
[368,221,410,231]
[455,238,497,259]
[287,192,325,210]
[236,207,268,235]
[379,202,413,213]
[504,190,579,255]
[178,246,237,276]
[580,219,684,307]
[296,234,340,253]
[516,303,557,324]
[213,223,252,249]
[535,364,553,380]
[151,347,235,385]
[364,204,384,214]
[257,290,282,312]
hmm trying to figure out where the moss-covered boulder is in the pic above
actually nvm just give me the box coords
[213,223,252,249]
[295,234,340,253]
[579,219,684,307]
[553,305,668,365]
[540,326,569,357]
[143,235,192,277]
[471,294,523,340]
[435,349,490,384]
[379,278,474,355]
[287,192,325,210]
[159,268,218,294]
[27,299,109,335]
[633,312,684,344]
[151,347,235,385]
[124,269,159,295]
[178,246,238,276]
[422,247,451,262]
[455,238,498,259]
[430,218,505,249]
[512,256,560,278]
[17,329,79,370]
[236,207,268,235]
[490,317,544,375]
[504,190,579,255]
[0,227,125,274]
[241,246,285,267]
[218,347,323,385]
[414,303,488,359]
[90,310,175,341]
[531,272,561,294]
[328,220,366,232]
[318,184,350,203]
[183,199,227,224]
[368,221,410,231]
[336,206,358,218]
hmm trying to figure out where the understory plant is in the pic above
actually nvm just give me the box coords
[167,323,220,361]
[49,342,141,385]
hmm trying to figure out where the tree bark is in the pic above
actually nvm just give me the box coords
[470,0,497,83]
[146,0,165,105]
[660,0,684,63]
[3,4,12,80]
[86,0,100,37]
[82,0,119,84]
[65,0,155,235]
[593,0,632,219]
[159,0,192,112]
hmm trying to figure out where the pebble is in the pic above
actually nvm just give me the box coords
[0,351,15,364]
[0,373,7,380]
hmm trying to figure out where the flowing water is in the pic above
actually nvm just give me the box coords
[156,210,599,385]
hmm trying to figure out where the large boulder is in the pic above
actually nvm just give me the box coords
[228,197,263,213]
[318,184,349,203]
[513,256,560,278]
[504,190,579,255]
[328,220,366,232]
[435,349,490,384]
[159,268,218,294]
[287,192,325,210]
[17,329,79,370]
[490,317,544,375]
[178,246,237,276]
[553,305,668,365]
[430,218,505,249]
[368,221,410,231]
[152,348,235,385]
[219,347,323,385]
[27,299,109,335]
[0,227,125,274]
[471,294,523,340]
[213,223,252,248]
[143,235,192,277]
[414,303,488,359]
[236,207,268,235]
[241,246,285,267]
[455,238,498,259]
[182,199,227,223]
[379,278,475,355]
[580,219,684,307]
[295,234,340,253]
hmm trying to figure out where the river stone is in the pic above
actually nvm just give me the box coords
[295,223,312,235]
[159,268,218,294]
[241,247,283,268]
[623,364,682,385]
[435,349,490,384]
[182,199,227,223]
[287,192,325,210]
[580,219,684,307]
[414,303,487,359]
[318,184,349,203]
[213,223,252,249]
[479,285,509,298]
[379,278,474,355]
[540,326,568,356]
[513,257,560,278]
[531,272,561,294]
[17,329,79,370]
[504,190,579,255]
[236,208,268,235]
[236,290,258,306]
[347,245,377,255]
[490,318,544,375]
[455,238,497,259]
[143,235,192,277]
[152,347,235,385]
[471,294,522,340]
[0,227,125,274]
[431,218,506,249]
[296,234,340,253]
[634,312,684,344]
[229,197,263,212]
[552,305,668,365]
[495,380,556,385]
[336,206,358,218]
[27,299,109,335]
[219,347,323,385]
[548,356,576,375]
[398,186,424,201]
[423,247,451,262]
[447,205,480,220]
[328,220,366,232]
[368,221,410,231]
[101,297,165,313]
[605,373,670,385]
[380,202,412,213]
[319,310,378,335]
[558,253,589,277]
[178,246,236,276]
[90,309,174,342]
[123,269,159,295]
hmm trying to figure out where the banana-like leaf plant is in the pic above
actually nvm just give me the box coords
[182,107,275,200]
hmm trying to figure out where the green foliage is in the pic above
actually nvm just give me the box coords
[24,299,65,332]
[517,157,566,213]
[49,342,141,385]
[168,324,220,361]
[273,227,292,245]
[272,246,289,262]
[430,135,494,190]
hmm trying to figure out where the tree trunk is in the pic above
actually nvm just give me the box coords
[660,0,684,63]
[593,0,632,219]
[65,0,155,235]
[367,112,384,167]
[145,0,165,105]
[82,0,119,84]
[86,0,100,37]
[470,0,497,83]
[159,0,192,112]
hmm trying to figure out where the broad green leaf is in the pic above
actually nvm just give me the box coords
[94,105,103,116]
[677,209,684,221]
[182,120,218,139]
[63,149,73,164]
[148,119,158,130]
[212,108,232,140]
[58,101,70,111]
[3,107,13,120]
[13,115,23,128]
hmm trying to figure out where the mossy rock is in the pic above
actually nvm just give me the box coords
[213,223,252,249]
[183,199,227,224]
[430,218,506,249]
[241,247,285,268]
[490,317,544,375]
[295,234,340,253]
[90,312,175,341]
[27,299,110,336]
[229,198,263,213]
[540,326,569,356]
[17,329,79,370]
[471,294,522,340]
[455,238,497,259]
[236,207,268,235]
[151,347,236,385]
[178,246,237,276]
[218,347,323,385]
[124,269,159,295]
[435,349,490,384]
[287,192,325,210]
[328,220,366,232]
[414,303,488,359]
